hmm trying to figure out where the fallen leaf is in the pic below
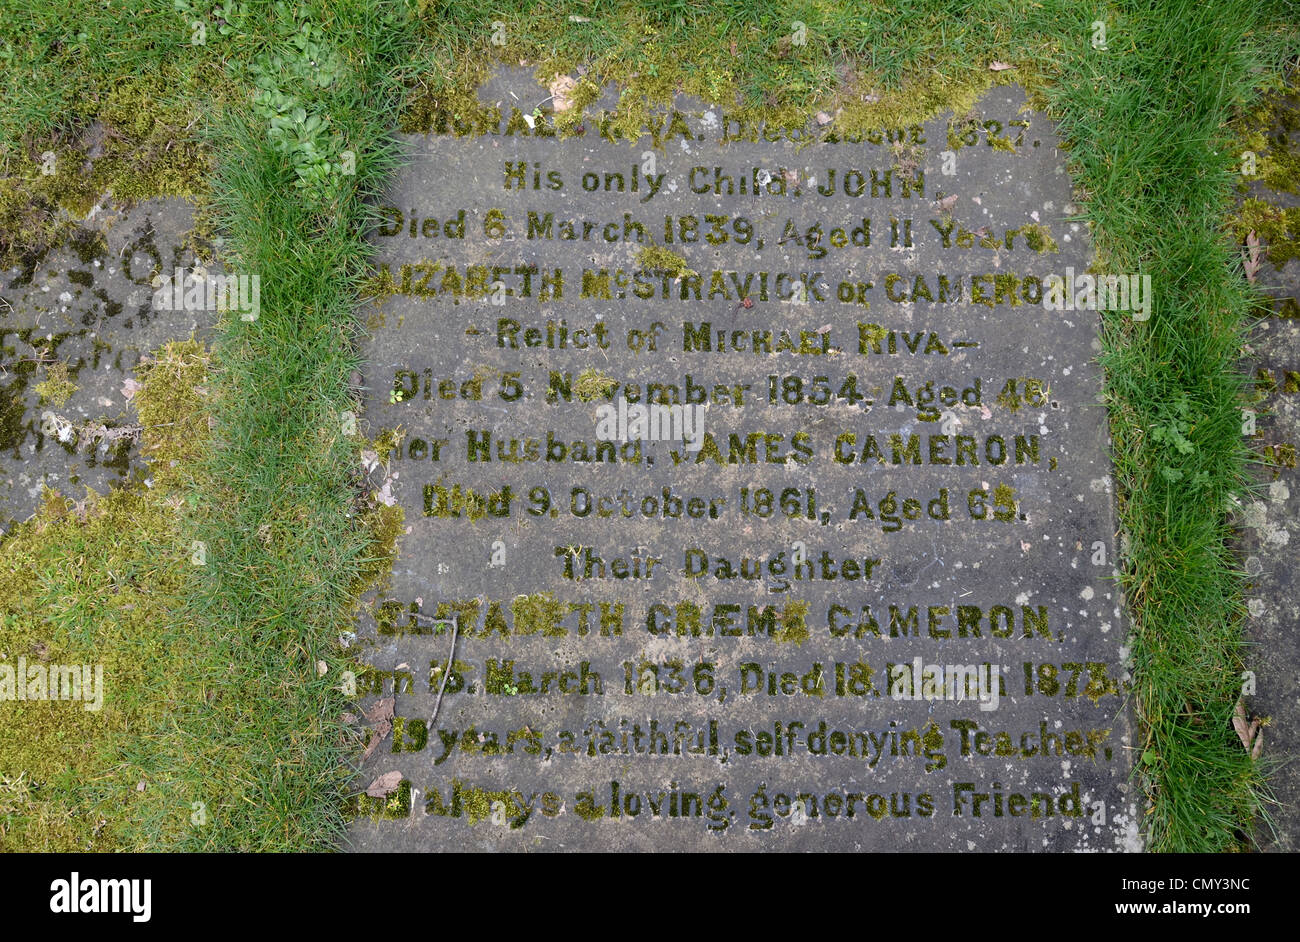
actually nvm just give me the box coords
[1231,698,1265,758]
[365,697,394,724]
[989,61,1015,71]
[366,771,403,798]
[549,74,579,112]
[1232,698,1252,748]
[362,734,387,763]
[1244,230,1262,283]
[362,697,395,761]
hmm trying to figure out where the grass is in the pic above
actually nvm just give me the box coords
[0,0,1296,851]
[1035,1,1295,851]
[126,2,415,851]
[0,342,205,850]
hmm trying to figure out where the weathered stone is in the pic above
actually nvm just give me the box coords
[0,198,219,531]
[346,72,1136,851]
[1238,91,1300,852]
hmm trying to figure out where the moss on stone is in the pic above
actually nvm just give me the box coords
[131,339,210,489]
[511,592,567,637]
[636,243,695,279]
[1020,223,1058,254]
[772,600,811,644]
[459,781,521,826]
[358,501,405,593]
[399,55,494,136]
[1233,69,1300,197]
[1234,198,1299,269]
[0,74,208,273]
[33,362,77,407]
[0,385,28,456]
[574,367,618,402]
[553,78,602,137]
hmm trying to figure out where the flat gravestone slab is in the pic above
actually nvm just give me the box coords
[0,198,217,530]
[347,74,1139,851]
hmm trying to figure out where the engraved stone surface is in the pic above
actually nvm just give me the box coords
[347,72,1138,851]
[0,198,217,531]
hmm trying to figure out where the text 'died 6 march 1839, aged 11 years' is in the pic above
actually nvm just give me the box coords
[346,74,1139,852]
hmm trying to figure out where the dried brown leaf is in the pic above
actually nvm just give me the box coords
[366,771,403,798]
[362,697,395,761]
[1244,230,1262,283]
[365,697,394,723]
[549,74,579,112]
[1232,698,1252,749]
